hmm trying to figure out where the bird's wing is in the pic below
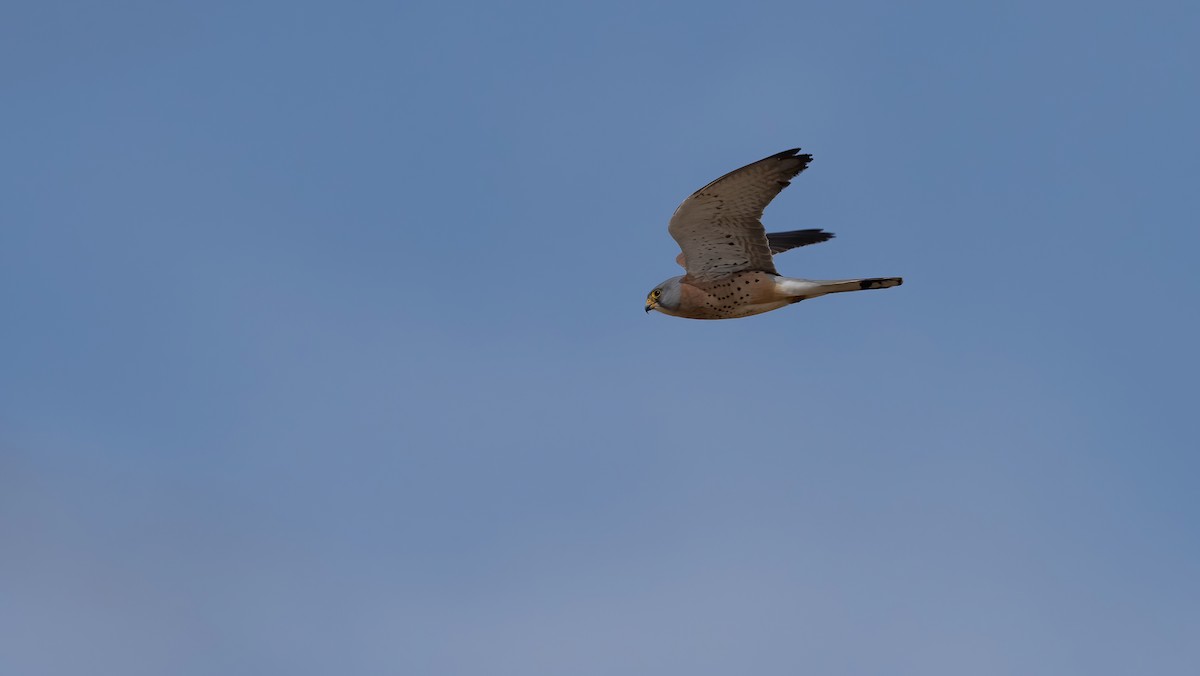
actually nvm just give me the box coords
[766,228,834,254]
[668,148,813,282]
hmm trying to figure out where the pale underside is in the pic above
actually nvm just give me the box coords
[669,271,794,320]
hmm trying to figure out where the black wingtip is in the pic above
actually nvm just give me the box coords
[770,148,813,171]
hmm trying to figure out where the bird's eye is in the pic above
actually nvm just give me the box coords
[651,289,661,299]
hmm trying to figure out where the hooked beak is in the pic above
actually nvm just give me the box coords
[644,300,656,314]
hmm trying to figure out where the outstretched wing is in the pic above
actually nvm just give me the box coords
[668,148,813,282]
[767,228,834,254]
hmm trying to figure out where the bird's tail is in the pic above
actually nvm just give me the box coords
[778,276,903,302]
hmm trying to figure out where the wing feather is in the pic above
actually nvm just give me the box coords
[668,149,813,281]
[766,228,834,254]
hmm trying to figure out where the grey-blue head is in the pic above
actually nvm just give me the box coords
[644,275,684,315]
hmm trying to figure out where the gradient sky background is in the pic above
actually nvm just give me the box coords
[3,1,1199,674]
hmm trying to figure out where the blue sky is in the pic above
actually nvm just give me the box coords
[3,1,1198,674]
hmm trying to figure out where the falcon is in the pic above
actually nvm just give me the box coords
[644,148,902,319]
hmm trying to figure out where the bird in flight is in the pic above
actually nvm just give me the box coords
[644,148,902,319]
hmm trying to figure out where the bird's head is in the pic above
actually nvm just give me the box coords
[645,276,683,315]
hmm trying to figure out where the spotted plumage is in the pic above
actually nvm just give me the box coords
[644,148,903,320]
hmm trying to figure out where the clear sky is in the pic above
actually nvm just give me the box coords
[3,1,1198,674]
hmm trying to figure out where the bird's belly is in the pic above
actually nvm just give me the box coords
[670,300,791,320]
[675,273,791,319]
